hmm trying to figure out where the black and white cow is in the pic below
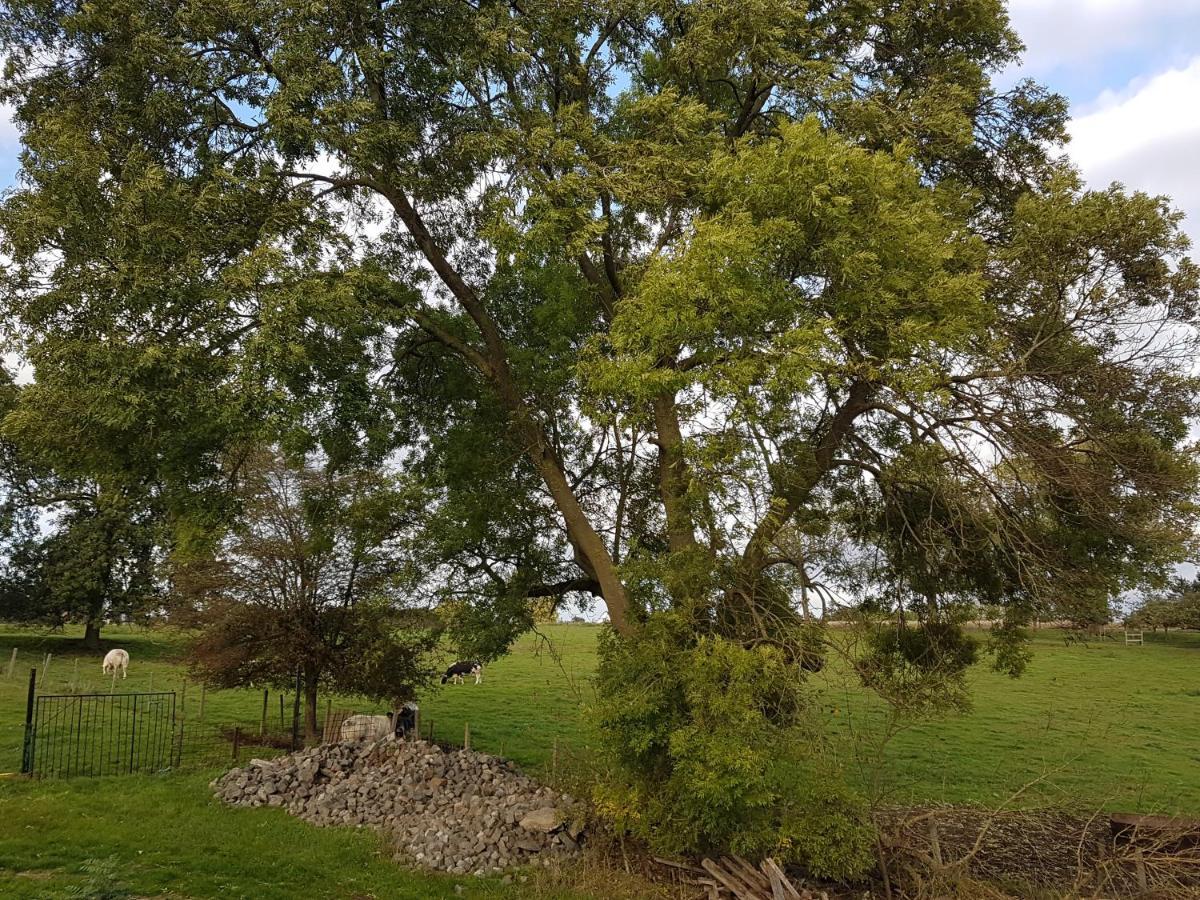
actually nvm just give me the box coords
[441,660,483,685]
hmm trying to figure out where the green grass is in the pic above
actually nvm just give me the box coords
[1,621,1198,897]
[0,773,542,900]
[0,623,604,899]
[831,627,1200,813]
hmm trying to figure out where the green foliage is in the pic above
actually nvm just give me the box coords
[856,620,979,714]
[64,856,130,900]
[592,617,873,879]
[0,0,1197,873]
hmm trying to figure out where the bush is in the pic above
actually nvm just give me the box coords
[590,614,874,880]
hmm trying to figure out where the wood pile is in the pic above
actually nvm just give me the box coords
[654,855,829,899]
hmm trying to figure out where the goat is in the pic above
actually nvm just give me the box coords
[441,660,482,685]
[338,702,419,743]
[102,648,130,679]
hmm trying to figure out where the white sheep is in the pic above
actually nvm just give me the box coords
[102,648,129,679]
[338,703,419,743]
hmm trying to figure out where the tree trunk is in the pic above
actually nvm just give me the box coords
[523,426,634,635]
[304,667,320,742]
[83,620,101,650]
[653,393,699,554]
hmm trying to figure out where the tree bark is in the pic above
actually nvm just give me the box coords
[83,620,101,650]
[653,392,699,554]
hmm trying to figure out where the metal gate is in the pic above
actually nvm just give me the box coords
[23,690,178,778]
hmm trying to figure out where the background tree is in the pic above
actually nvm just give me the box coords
[0,372,163,647]
[174,450,439,740]
[1,0,1197,871]
[1128,578,1200,632]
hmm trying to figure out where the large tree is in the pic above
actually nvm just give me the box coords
[1,0,1197,867]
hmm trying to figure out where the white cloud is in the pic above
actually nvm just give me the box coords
[1067,57,1200,249]
[1007,0,1200,74]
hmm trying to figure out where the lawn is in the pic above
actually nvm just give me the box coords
[0,621,1198,897]
[0,623,608,899]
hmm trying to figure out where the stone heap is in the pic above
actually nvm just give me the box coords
[211,739,585,876]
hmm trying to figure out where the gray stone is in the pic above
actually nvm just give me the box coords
[518,806,563,833]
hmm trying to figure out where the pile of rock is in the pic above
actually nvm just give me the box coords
[211,739,585,875]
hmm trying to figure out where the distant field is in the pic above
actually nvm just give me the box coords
[1,621,1198,896]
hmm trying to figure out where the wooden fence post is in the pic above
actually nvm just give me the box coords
[463,721,470,751]
[279,694,285,731]
[199,684,206,722]
[232,726,242,763]
[41,653,51,686]
[260,689,269,736]
[20,668,36,774]
[179,679,188,721]
[7,647,16,678]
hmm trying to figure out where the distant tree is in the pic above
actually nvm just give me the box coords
[0,372,162,647]
[1128,579,1200,632]
[174,451,439,740]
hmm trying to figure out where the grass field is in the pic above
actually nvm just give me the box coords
[1,622,1198,897]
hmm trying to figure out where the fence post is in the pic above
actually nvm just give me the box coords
[260,689,269,737]
[71,658,79,693]
[41,653,51,686]
[232,726,242,763]
[291,670,302,751]
[199,684,206,722]
[463,721,470,751]
[20,668,36,774]
[7,647,16,678]
[279,694,285,731]
[324,697,331,737]
[179,679,188,722]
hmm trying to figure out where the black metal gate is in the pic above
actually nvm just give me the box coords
[23,690,178,778]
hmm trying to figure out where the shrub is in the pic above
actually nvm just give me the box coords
[590,614,874,880]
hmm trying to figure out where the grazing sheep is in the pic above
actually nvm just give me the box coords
[338,702,419,743]
[102,648,129,679]
[441,660,482,685]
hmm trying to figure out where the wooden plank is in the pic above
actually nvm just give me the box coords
[728,855,770,892]
[761,859,803,900]
[765,863,787,900]
[701,858,765,900]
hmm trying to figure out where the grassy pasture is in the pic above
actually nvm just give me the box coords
[0,621,1198,897]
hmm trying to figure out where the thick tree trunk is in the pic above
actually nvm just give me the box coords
[653,393,699,554]
[83,620,101,650]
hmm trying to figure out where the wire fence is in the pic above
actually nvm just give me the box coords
[5,659,310,778]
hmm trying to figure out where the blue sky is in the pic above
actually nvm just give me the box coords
[0,2,1197,243]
